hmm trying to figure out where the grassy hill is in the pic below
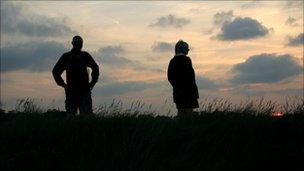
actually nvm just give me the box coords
[0,98,303,171]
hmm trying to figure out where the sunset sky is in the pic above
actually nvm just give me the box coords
[1,1,303,114]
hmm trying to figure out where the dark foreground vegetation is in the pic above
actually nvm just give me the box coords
[0,98,304,171]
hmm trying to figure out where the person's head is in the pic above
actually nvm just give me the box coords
[175,40,189,55]
[72,35,83,50]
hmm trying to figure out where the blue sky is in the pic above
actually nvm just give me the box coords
[1,1,303,114]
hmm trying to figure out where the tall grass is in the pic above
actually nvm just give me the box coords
[199,97,278,115]
[1,96,303,116]
[14,98,44,114]
[282,96,304,115]
[94,99,156,117]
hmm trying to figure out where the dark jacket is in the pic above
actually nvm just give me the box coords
[52,48,99,92]
[167,54,199,108]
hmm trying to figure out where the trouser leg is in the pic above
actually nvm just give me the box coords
[65,90,78,117]
[79,91,93,115]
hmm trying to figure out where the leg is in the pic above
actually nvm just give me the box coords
[65,90,77,117]
[79,91,93,116]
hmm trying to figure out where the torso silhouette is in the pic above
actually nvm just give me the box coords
[52,48,99,92]
[167,54,199,103]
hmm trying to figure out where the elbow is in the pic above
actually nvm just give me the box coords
[95,65,100,73]
[52,67,61,79]
[93,69,99,77]
[52,69,56,77]
[94,66,100,76]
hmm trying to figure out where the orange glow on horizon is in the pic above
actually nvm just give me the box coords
[272,111,284,117]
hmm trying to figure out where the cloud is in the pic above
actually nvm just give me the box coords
[217,17,270,41]
[97,45,164,73]
[1,1,76,37]
[213,10,234,27]
[241,1,260,8]
[150,14,190,28]
[98,46,135,66]
[196,77,219,90]
[285,17,299,27]
[152,41,174,52]
[287,33,304,46]
[1,41,67,72]
[285,1,304,10]
[273,88,303,95]
[233,86,303,96]
[94,81,160,96]
[205,10,234,35]
[230,53,303,84]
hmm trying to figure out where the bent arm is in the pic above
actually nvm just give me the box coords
[52,55,66,87]
[87,53,100,87]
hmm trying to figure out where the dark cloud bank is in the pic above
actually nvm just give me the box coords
[150,14,190,28]
[97,46,135,67]
[1,41,67,72]
[230,53,303,84]
[232,86,303,97]
[97,45,164,73]
[1,1,76,37]
[94,81,161,96]
[217,17,270,41]
[197,77,219,90]
[285,17,300,27]
[1,42,164,73]
[0,2,76,72]
[210,10,271,41]
[151,41,174,52]
[213,10,234,27]
[287,33,304,46]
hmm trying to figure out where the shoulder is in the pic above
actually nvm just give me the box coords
[62,52,70,56]
[185,56,192,64]
[81,51,92,57]
[60,52,70,59]
[169,56,178,65]
[169,56,175,62]
[176,55,191,63]
[185,56,191,61]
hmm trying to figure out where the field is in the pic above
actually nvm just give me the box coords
[0,98,304,171]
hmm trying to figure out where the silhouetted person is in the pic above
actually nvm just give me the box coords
[52,36,99,117]
[167,40,199,117]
